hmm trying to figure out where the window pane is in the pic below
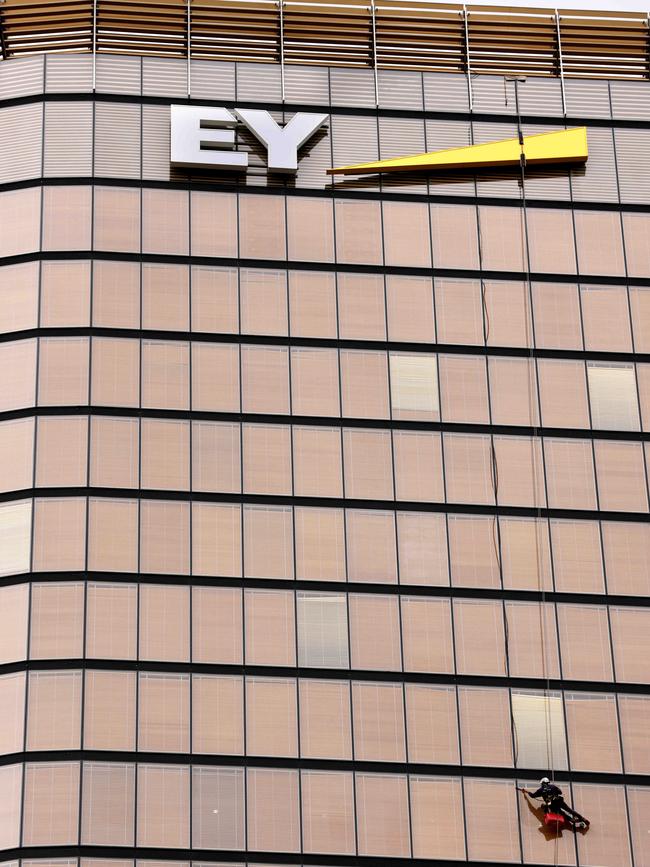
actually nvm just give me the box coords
[595,440,648,512]
[244,589,295,666]
[350,593,401,671]
[544,439,597,510]
[603,521,650,596]
[90,417,139,488]
[192,766,244,850]
[573,784,631,867]
[289,271,337,338]
[301,770,355,855]
[479,206,525,271]
[30,582,84,659]
[91,337,140,408]
[241,345,289,414]
[36,416,88,488]
[243,424,292,495]
[286,196,334,262]
[343,428,392,500]
[464,778,520,863]
[504,601,560,679]
[41,261,90,327]
[439,355,489,424]
[191,266,238,333]
[581,284,632,351]
[431,204,478,269]
[489,357,539,426]
[138,672,189,753]
[390,353,439,421]
[410,776,465,860]
[142,189,188,255]
[42,186,91,251]
[192,343,239,412]
[297,592,349,668]
[558,604,613,681]
[246,768,300,852]
[511,690,568,770]
[246,677,297,757]
[291,347,340,417]
[295,506,346,582]
[459,686,512,767]
[81,763,135,846]
[386,275,434,342]
[532,281,582,349]
[444,433,494,505]
[240,269,287,336]
[335,199,382,265]
[0,583,28,663]
[626,787,650,867]
[398,512,449,586]
[0,262,39,334]
[86,583,137,660]
[619,695,650,775]
[142,340,189,410]
[0,764,21,848]
[92,261,140,329]
[84,670,136,751]
[0,187,40,257]
[190,191,237,257]
[0,339,36,411]
[353,681,406,761]
[575,211,625,276]
[33,498,86,572]
[449,514,500,589]
[140,500,190,575]
[141,418,190,491]
[454,599,505,675]
[0,672,25,754]
[401,596,454,674]
[610,607,650,683]
[299,679,352,760]
[38,337,89,406]
[139,584,190,662]
[435,278,483,345]
[0,418,34,494]
[137,765,189,847]
[483,280,532,348]
[338,272,386,340]
[527,207,576,273]
[406,685,459,764]
[192,675,243,755]
[192,587,242,664]
[243,505,293,579]
[142,263,189,331]
[23,762,80,845]
[537,358,590,428]
[551,519,604,593]
[346,509,397,583]
[94,186,140,253]
[27,670,81,750]
[340,349,389,419]
[565,693,621,772]
[383,200,431,267]
[356,773,410,857]
[0,500,31,576]
[393,430,444,503]
[239,194,286,260]
[588,363,639,430]
[192,502,242,578]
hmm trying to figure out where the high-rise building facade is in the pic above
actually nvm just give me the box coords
[1,2,650,865]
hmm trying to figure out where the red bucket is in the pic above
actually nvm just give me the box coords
[544,812,566,830]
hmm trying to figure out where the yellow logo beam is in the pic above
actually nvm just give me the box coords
[328,127,588,176]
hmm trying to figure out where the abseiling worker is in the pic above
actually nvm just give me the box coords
[520,778,590,829]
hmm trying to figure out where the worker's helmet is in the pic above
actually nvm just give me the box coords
[540,777,550,785]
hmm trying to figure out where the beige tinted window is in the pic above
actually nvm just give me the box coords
[459,686,513,767]
[537,358,590,429]
[295,506,346,582]
[435,278,483,345]
[0,339,37,412]
[500,516,553,592]
[27,670,81,750]
[140,500,190,575]
[448,514,500,589]
[30,582,84,659]
[0,417,34,494]
[81,762,135,846]
[551,519,605,593]
[0,187,40,257]
[565,693,622,772]
[289,271,337,338]
[86,583,137,660]
[137,764,189,847]
[246,677,298,757]
[142,189,189,255]
[349,593,401,671]
[36,416,88,488]
[192,421,240,494]
[356,773,410,857]
[406,685,459,764]
[410,776,465,860]
[527,207,576,273]
[244,589,295,666]
[246,768,300,853]
[483,280,532,348]
[575,783,631,867]
[192,586,243,664]
[299,679,352,759]
[603,521,650,596]
[138,672,189,753]
[38,337,89,406]
[192,342,239,412]
[479,206,525,271]
[398,512,449,586]
[94,186,140,253]
[84,670,136,751]
[93,261,140,329]
[23,762,80,845]
[346,509,397,583]
[142,340,189,410]
[338,272,386,340]
[287,196,334,262]
[192,765,244,850]
[532,281,583,349]
[504,602,560,679]
[438,355,489,424]
[343,428,392,500]
[444,433,494,505]
[353,681,406,761]
[383,201,431,267]
[90,417,139,488]
[241,345,289,414]
[0,764,21,848]
[239,194,286,260]
[0,500,31,577]
[192,675,243,754]
[454,599,506,675]
[489,357,539,426]
[335,199,383,265]
[341,349,389,419]
[0,671,25,754]
[42,186,91,251]
[192,502,242,578]
[464,778,520,863]
[393,430,445,503]
[191,266,238,333]
[301,770,355,855]
[610,608,650,684]
[243,423,292,495]
[190,191,237,257]
[575,210,625,276]
[32,498,86,573]
[294,426,342,498]
[142,263,189,331]
[544,438,597,510]
[41,261,90,327]
[588,363,639,430]
[240,269,287,336]
[386,275,435,343]
[291,347,340,417]
[401,596,454,674]
[243,504,293,579]
[139,584,190,662]
[430,204,479,269]
[0,262,39,334]
[141,418,190,491]
[88,499,138,574]
[91,337,140,407]
[558,604,613,681]
[581,284,632,351]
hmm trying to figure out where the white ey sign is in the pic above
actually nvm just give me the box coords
[170,105,328,174]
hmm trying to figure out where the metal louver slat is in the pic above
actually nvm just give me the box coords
[0,55,44,98]
[189,58,235,99]
[142,56,187,97]
[236,60,281,101]
[0,102,42,183]
[610,80,650,121]
[284,64,329,106]
[43,100,93,177]
[377,69,423,110]
[329,66,375,108]
[142,103,171,181]
[571,126,619,204]
[423,71,469,112]
[614,128,650,205]
[331,113,379,192]
[94,101,141,179]
[378,115,426,194]
[564,78,611,119]
[520,123,571,202]
[45,53,92,91]
[425,118,475,198]
[95,53,142,94]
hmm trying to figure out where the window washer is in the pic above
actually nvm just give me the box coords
[519,778,590,829]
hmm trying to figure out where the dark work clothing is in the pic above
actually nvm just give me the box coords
[529,784,587,824]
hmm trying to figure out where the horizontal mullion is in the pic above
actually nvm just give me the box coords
[0,484,648,524]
